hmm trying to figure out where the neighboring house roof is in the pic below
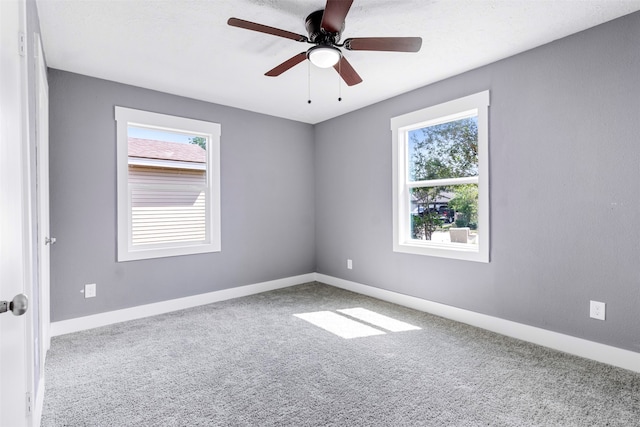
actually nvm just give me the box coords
[128,138,206,163]
[411,191,453,204]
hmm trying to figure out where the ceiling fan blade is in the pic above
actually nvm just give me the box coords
[228,18,308,42]
[320,0,354,34]
[265,52,308,77]
[344,37,423,52]
[333,56,362,86]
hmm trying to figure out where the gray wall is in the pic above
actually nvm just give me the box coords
[314,12,640,353]
[49,70,316,321]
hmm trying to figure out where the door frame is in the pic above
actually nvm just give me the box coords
[34,31,50,422]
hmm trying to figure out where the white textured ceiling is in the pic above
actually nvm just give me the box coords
[36,0,640,124]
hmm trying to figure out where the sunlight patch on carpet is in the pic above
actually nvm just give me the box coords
[294,311,386,339]
[337,308,421,332]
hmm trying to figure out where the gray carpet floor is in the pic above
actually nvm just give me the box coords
[41,282,640,426]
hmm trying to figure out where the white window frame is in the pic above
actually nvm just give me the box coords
[391,91,490,263]
[115,106,221,261]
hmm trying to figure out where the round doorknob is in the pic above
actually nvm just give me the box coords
[10,294,28,316]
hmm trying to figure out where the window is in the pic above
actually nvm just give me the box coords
[115,107,221,261]
[391,91,489,262]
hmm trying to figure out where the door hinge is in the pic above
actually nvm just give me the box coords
[26,392,32,415]
[19,32,26,57]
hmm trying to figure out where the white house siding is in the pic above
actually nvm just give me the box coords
[129,166,206,245]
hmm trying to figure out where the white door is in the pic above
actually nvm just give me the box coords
[1,0,35,426]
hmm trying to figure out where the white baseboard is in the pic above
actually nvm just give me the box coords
[50,273,315,337]
[317,274,640,373]
[50,272,639,373]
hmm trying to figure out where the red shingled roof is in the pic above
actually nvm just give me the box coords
[128,138,206,163]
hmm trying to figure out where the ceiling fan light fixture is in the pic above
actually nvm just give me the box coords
[307,45,341,68]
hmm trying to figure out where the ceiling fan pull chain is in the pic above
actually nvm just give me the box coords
[338,59,342,101]
[307,60,312,104]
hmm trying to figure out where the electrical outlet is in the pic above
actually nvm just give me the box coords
[590,300,605,320]
[347,259,353,270]
[84,283,97,298]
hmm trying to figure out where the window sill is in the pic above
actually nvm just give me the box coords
[394,241,488,263]
[118,242,220,262]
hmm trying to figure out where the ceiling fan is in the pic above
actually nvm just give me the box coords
[228,0,422,87]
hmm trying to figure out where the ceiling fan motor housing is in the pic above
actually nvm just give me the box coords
[305,10,343,44]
